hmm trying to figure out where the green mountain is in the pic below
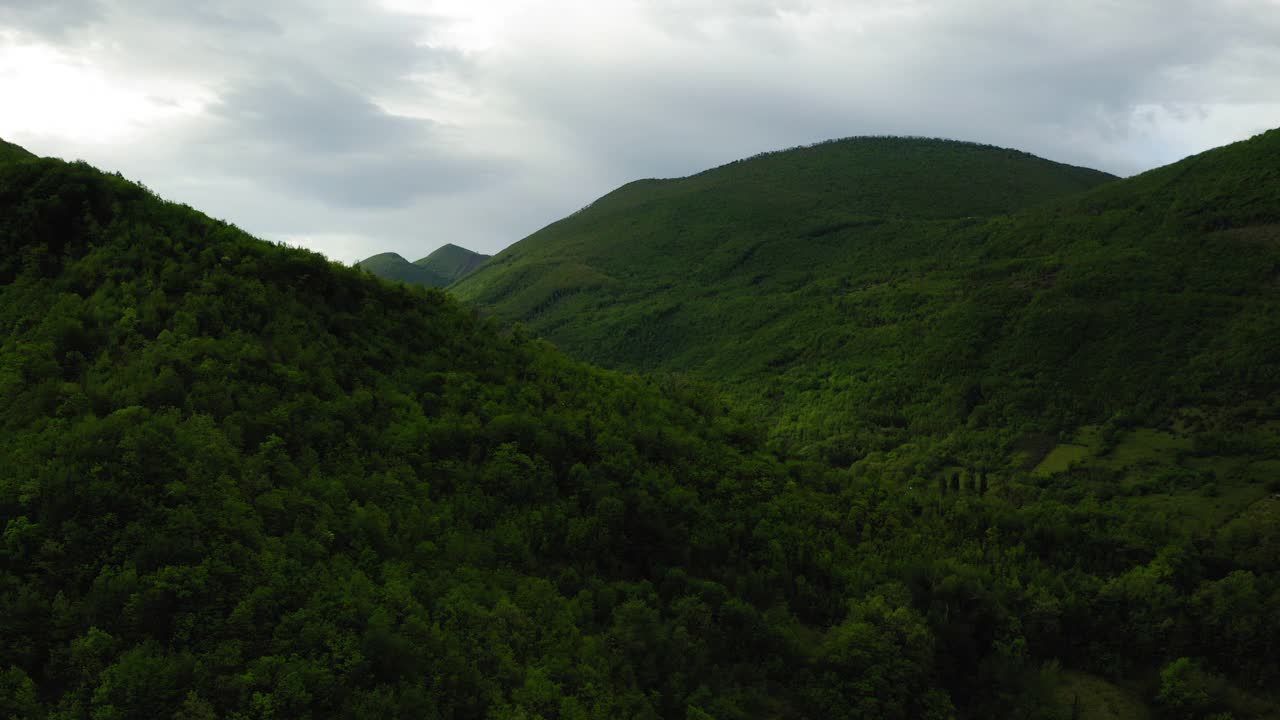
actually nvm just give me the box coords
[454,133,1280,462]
[2,140,1278,719]
[0,138,35,163]
[355,251,450,287]
[415,243,491,284]
[357,245,490,288]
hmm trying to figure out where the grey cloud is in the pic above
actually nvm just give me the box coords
[208,76,428,154]
[6,0,1280,264]
[642,0,817,28]
[10,0,460,98]
[488,0,1280,183]
[195,73,509,209]
[0,0,104,38]
[5,0,507,213]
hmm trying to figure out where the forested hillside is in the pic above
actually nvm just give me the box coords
[1,143,1278,720]
[454,132,1280,465]
[0,139,34,163]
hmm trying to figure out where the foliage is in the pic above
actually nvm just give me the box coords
[1,139,1279,719]
[453,132,1280,465]
[0,138,35,164]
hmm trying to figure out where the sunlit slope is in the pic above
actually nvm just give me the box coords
[459,136,1114,299]
[454,132,1280,459]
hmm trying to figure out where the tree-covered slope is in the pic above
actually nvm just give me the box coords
[415,243,491,285]
[355,251,450,287]
[456,137,1113,299]
[2,143,1278,720]
[453,132,1280,463]
[0,148,932,718]
[0,139,35,164]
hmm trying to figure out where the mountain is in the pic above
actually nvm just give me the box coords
[0,140,976,719]
[0,138,35,163]
[357,244,490,288]
[453,133,1280,462]
[415,243,490,284]
[355,251,450,287]
[2,140,1278,719]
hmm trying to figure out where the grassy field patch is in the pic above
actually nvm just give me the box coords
[1035,444,1094,475]
[1103,428,1190,468]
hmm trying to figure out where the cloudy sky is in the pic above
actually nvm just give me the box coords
[2,1,1279,263]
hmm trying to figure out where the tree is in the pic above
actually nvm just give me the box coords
[1155,658,1224,720]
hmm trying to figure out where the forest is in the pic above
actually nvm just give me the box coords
[1,135,1278,719]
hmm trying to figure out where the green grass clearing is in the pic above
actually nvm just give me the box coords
[1101,428,1191,469]
[1034,444,1094,475]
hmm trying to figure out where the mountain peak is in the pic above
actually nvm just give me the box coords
[453,128,1280,460]
[357,244,490,288]
[414,243,491,284]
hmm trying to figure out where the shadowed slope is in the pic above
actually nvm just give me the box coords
[358,244,490,288]
[414,242,490,284]
[356,251,450,287]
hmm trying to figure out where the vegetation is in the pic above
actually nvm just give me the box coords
[453,132,1280,465]
[0,139,35,164]
[1,135,1278,719]
[416,243,491,285]
[355,252,451,287]
[450,131,1280,717]
[357,244,490,288]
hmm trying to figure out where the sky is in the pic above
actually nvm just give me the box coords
[2,1,1279,263]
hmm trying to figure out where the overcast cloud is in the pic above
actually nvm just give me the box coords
[2,0,1279,262]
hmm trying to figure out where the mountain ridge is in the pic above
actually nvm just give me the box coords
[413,242,490,284]
[0,138,36,163]
[459,136,1117,299]
[453,130,1280,462]
[357,244,490,287]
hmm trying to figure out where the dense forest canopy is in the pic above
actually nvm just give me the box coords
[1,137,1278,719]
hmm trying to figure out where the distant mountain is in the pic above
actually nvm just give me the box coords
[357,244,489,287]
[415,243,491,284]
[356,251,449,286]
